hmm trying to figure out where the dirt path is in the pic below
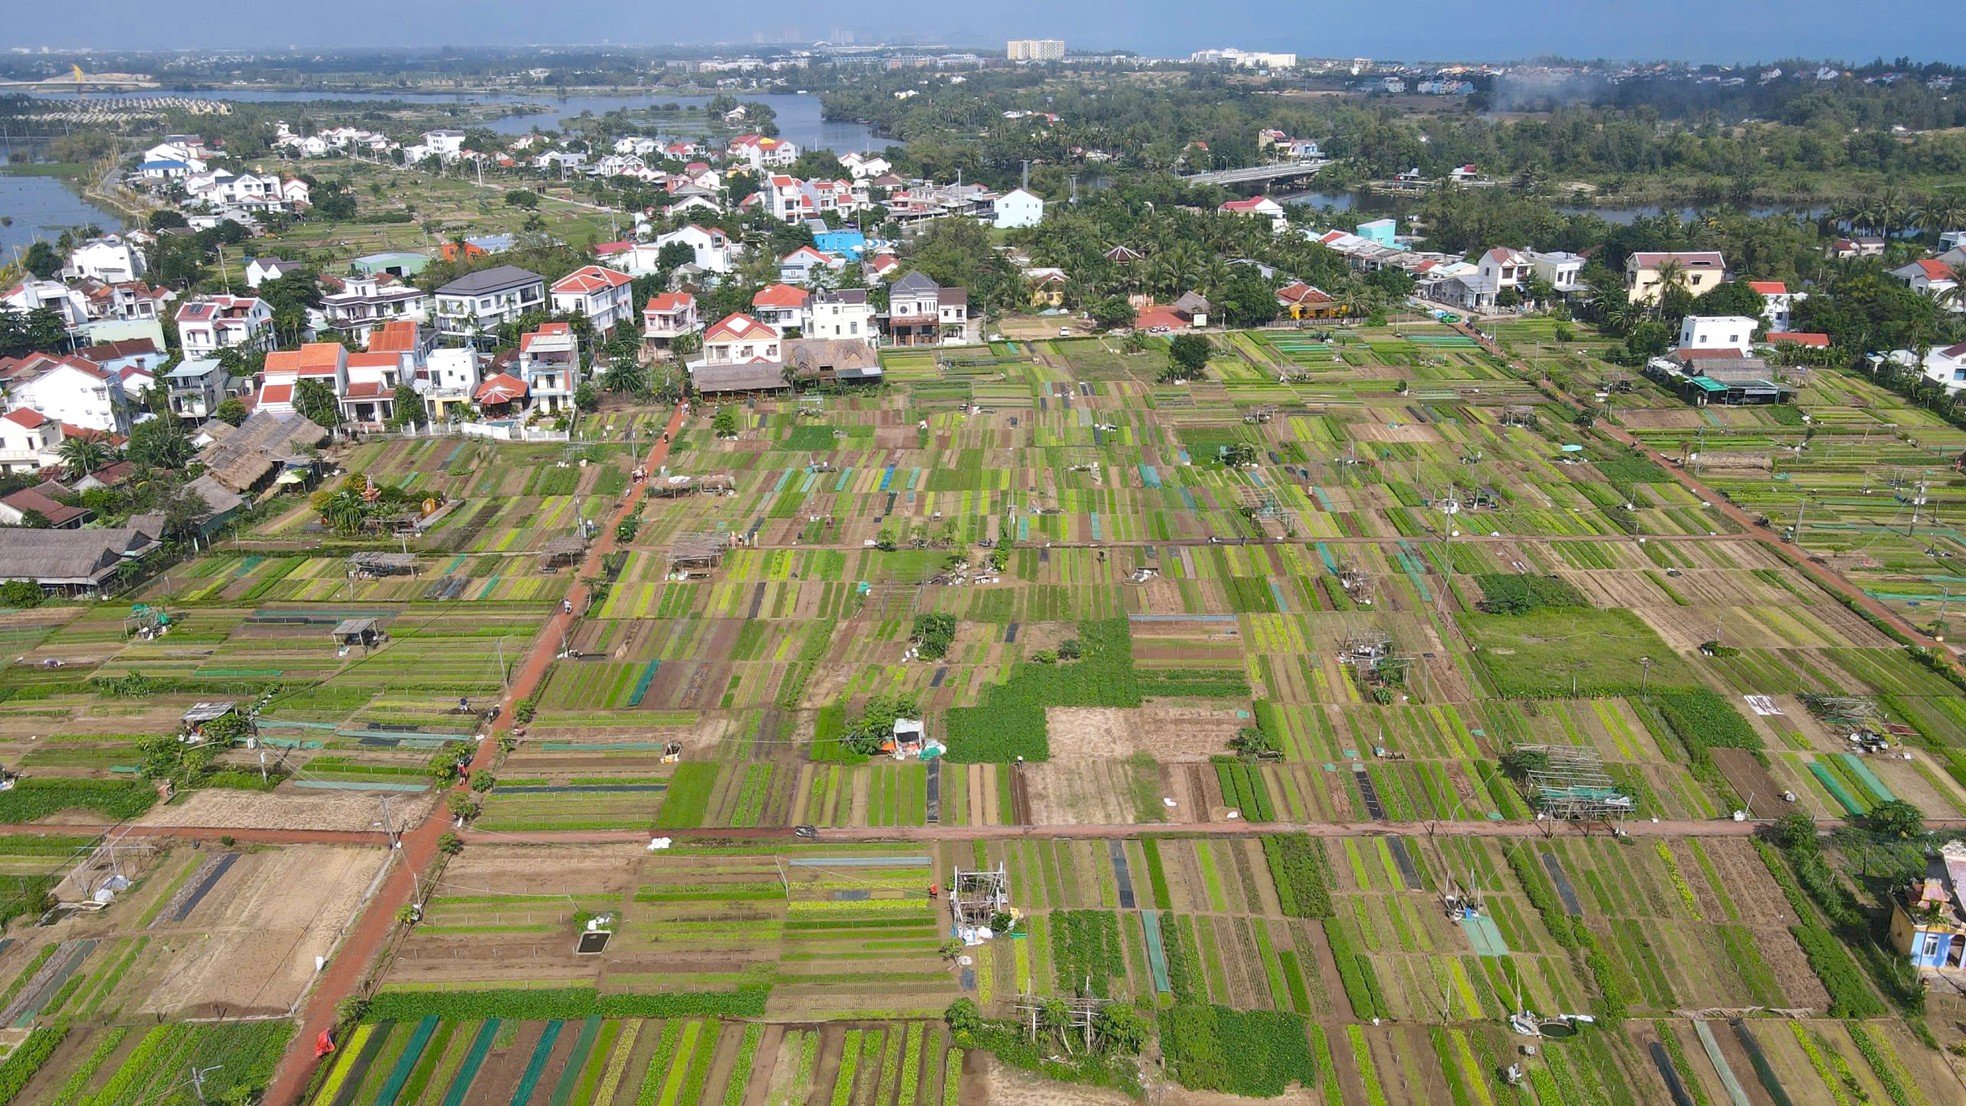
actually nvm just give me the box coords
[262,402,688,1106]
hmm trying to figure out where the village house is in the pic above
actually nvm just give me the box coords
[243,257,302,288]
[549,266,636,333]
[1217,196,1289,232]
[1893,841,1966,979]
[727,134,799,171]
[420,348,483,420]
[1525,250,1586,294]
[432,266,546,341]
[516,322,582,413]
[0,524,161,594]
[175,294,274,357]
[642,292,701,352]
[164,359,236,421]
[1918,343,1966,393]
[779,246,844,286]
[654,225,736,274]
[86,280,173,323]
[993,188,1046,229]
[1829,237,1887,259]
[1025,268,1068,309]
[320,274,429,345]
[782,338,882,386]
[752,284,812,333]
[0,409,70,475]
[1748,281,1804,330]
[259,342,348,416]
[2,279,92,330]
[1678,315,1761,356]
[1625,251,1727,305]
[1890,259,1961,306]
[0,352,131,433]
[73,339,164,381]
[1276,281,1341,319]
[690,313,787,395]
[804,290,877,345]
[66,235,147,284]
[884,272,974,347]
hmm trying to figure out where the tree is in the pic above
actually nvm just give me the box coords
[1863,799,1925,840]
[1087,296,1133,330]
[0,580,43,610]
[212,396,249,426]
[503,189,540,210]
[294,379,343,429]
[944,998,983,1036]
[573,382,599,412]
[57,435,114,479]
[1163,333,1213,381]
[318,488,368,535]
[20,241,61,280]
[1220,442,1258,467]
[1092,1002,1147,1053]
[601,355,648,395]
[1498,746,1550,781]
[125,418,191,470]
[1771,812,1818,851]
[388,385,427,430]
[711,405,740,437]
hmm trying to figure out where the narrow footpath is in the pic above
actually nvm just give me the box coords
[262,402,688,1106]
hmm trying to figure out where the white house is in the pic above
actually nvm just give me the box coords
[2,279,92,329]
[642,292,700,351]
[422,130,468,159]
[243,257,302,289]
[1677,315,1760,356]
[1218,196,1287,232]
[432,266,547,340]
[751,284,812,333]
[727,134,799,171]
[652,226,736,275]
[1525,251,1586,294]
[516,322,581,413]
[320,275,428,344]
[778,246,843,286]
[840,152,892,180]
[1891,260,1960,307]
[698,313,782,365]
[259,343,349,416]
[1475,247,1532,294]
[549,266,636,333]
[1920,343,1966,392]
[1747,281,1804,330]
[339,351,404,428]
[164,359,235,421]
[0,408,69,475]
[993,188,1046,229]
[174,295,273,357]
[66,236,147,284]
[805,289,876,346]
[0,353,128,433]
[419,348,483,421]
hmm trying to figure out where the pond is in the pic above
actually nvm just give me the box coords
[0,171,125,258]
[41,89,884,154]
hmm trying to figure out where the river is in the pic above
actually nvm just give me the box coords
[38,89,883,153]
[0,171,125,261]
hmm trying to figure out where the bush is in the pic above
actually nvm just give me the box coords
[911,613,957,660]
[0,581,43,610]
[1473,573,1588,614]
[1158,1004,1318,1097]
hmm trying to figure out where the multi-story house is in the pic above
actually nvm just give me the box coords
[339,352,405,428]
[1525,250,1586,295]
[66,235,147,284]
[0,408,69,474]
[779,247,844,286]
[0,353,129,433]
[884,272,974,347]
[1893,841,1966,979]
[164,359,236,421]
[1625,251,1727,305]
[516,322,581,413]
[549,266,636,333]
[432,266,546,342]
[258,342,348,416]
[175,295,273,357]
[321,274,429,344]
[805,290,877,346]
[699,313,782,365]
[2,279,91,330]
[752,284,812,334]
[642,292,700,352]
[419,348,482,421]
[727,134,799,171]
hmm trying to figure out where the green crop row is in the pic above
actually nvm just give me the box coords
[0,1027,65,1105]
[1321,919,1384,1021]
[653,762,719,829]
[364,984,768,1021]
[1214,760,1274,820]
[1049,910,1126,997]
[944,620,1139,762]
[1157,1003,1318,1099]
[1261,835,1334,918]
[0,778,156,823]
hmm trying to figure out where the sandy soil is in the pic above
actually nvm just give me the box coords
[139,845,385,1016]
[1048,706,1243,761]
[139,789,437,832]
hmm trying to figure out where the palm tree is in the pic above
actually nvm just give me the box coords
[1650,258,1686,314]
[320,489,368,535]
[57,436,113,480]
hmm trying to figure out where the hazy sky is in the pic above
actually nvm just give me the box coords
[5,1,1964,64]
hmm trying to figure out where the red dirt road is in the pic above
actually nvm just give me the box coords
[261,403,687,1106]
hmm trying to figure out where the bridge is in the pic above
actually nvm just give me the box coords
[1179,159,1330,186]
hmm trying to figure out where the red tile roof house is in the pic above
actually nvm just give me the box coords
[0,352,130,433]
[642,292,699,351]
[0,408,68,475]
[516,322,581,413]
[1891,259,1961,301]
[0,483,91,528]
[549,265,636,333]
[259,343,349,416]
[751,283,812,332]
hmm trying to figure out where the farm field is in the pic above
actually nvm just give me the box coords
[0,322,1962,1105]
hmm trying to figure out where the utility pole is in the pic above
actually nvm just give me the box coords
[1909,476,1929,537]
[1638,656,1653,696]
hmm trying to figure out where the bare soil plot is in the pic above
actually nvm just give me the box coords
[136,845,386,1016]
[139,788,437,831]
[1048,706,1244,761]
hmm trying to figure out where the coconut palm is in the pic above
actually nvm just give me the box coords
[320,489,368,535]
[1649,258,1686,315]
[57,436,113,480]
